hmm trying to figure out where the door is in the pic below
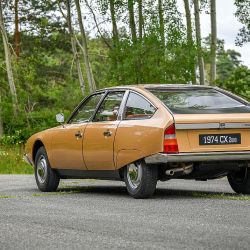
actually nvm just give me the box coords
[83,91,125,170]
[50,123,87,169]
[51,92,105,169]
[114,91,162,169]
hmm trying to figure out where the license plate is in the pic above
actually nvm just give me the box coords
[199,133,241,145]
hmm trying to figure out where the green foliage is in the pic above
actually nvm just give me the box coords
[217,49,242,81]
[0,145,33,174]
[217,66,250,100]
[234,0,250,45]
[0,30,84,142]
[0,0,249,149]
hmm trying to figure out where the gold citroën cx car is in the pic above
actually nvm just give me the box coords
[24,84,250,198]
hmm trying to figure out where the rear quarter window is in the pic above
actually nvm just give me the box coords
[124,92,156,119]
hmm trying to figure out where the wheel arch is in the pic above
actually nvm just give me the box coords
[32,140,45,163]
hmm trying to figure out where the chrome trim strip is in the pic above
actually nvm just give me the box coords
[175,123,219,130]
[175,123,250,130]
[23,154,34,166]
[145,151,250,164]
[224,123,250,129]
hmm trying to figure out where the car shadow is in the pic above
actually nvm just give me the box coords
[57,185,246,200]
[58,185,129,197]
[153,188,239,200]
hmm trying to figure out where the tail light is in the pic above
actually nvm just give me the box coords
[163,124,179,153]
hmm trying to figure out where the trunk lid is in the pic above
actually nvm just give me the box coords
[174,113,250,152]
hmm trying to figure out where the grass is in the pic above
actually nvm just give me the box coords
[31,190,81,197]
[0,145,33,174]
[0,195,15,199]
[190,192,250,201]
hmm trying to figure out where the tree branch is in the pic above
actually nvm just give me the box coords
[83,0,112,49]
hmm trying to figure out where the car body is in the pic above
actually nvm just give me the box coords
[24,84,250,198]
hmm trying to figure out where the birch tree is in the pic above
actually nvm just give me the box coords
[210,0,217,85]
[128,0,137,44]
[67,0,85,95]
[0,1,18,115]
[158,0,165,45]
[138,0,143,40]
[109,0,119,47]
[74,0,96,93]
[0,116,3,138]
[183,0,196,84]
[14,0,21,58]
[193,0,205,85]
[0,95,3,137]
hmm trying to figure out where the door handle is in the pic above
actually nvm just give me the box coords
[75,131,83,138]
[103,130,112,137]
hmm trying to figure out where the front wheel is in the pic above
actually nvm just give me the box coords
[35,146,60,192]
[227,167,250,194]
[124,161,158,199]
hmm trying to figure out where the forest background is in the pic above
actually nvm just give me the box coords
[0,0,249,173]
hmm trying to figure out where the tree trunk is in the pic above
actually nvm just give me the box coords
[210,0,217,85]
[14,0,21,58]
[0,114,3,138]
[128,0,141,83]
[66,0,85,96]
[193,0,205,85]
[158,0,165,45]
[109,0,119,46]
[128,0,137,44]
[138,0,143,40]
[84,0,111,49]
[74,0,96,93]
[183,0,196,84]
[0,1,18,116]
[0,95,3,138]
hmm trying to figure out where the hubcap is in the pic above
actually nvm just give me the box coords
[127,162,142,189]
[37,155,47,184]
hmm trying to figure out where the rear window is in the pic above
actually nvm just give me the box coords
[149,88,250,114]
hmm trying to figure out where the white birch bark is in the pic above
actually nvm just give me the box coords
[0,1,18,115]
[193,0,206,85]
[74,0,96,93]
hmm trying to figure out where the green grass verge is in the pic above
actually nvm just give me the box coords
[0,145,33,174]
[0,195,16,199]
[190,192,250,200]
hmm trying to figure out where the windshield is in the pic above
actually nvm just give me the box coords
[149,88,250,114]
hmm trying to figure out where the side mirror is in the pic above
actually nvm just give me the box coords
[113,109,119,116]
[56,113,64,123]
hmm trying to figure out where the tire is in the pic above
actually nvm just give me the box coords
[227,167,250,194]
[35,146,60,192]
[124,160,158,199]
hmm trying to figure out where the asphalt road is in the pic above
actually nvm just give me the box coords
[0,175,249,250]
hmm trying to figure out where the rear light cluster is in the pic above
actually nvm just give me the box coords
[163,124,179,153]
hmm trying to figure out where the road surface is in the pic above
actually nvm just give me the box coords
[0,175,249,249]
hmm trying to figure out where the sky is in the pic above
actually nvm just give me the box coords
[177,0,250,67]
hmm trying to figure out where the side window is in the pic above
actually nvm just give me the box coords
[93,91,125,122]
[70,93,104,123]
[124,92,156,120]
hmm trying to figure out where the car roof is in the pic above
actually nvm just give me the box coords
[99,84,214,92]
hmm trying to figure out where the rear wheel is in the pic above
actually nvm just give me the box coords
[227,167,250,194]
[124,161,158,199]
[35,146,60,192]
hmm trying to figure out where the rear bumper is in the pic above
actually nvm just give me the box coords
[145,151,250,164]
[23,154,33,166]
